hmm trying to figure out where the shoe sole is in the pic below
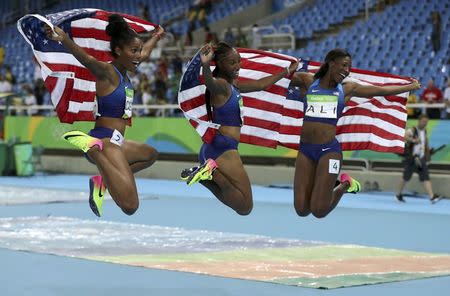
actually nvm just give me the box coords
[348,181,361,194]
[431,197,443,204]
[187,166,210,185]
[89,178,101,217]
[63,131,103,152]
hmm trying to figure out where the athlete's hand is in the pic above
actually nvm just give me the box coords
[287,60,299,75]
[44,25,66,42]
[200,43,214,65]
[152,26,165,40]
[409,78,421,91]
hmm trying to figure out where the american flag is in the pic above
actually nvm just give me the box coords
[17,8,158,123]
[178,49,412,153]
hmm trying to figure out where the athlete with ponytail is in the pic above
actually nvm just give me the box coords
[289,48,420,218]
[45,14,164,217]
[182,42,298,215]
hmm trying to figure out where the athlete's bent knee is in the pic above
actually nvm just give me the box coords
[145,146,159,162]
[120,200,139,215]
[235,200,253,216]
[310,206,330,219]
[294,199,310,217]
[294,206,311,217]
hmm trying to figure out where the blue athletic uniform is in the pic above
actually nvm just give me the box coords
[299,79,346,162]
[86,65,133,163]
[199,85,241,162]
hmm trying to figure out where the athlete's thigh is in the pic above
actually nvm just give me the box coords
[311,152,342,202]
[294,151,316,206]
[215,150,252,196]
[99,141,135,177]
[121,140,156,164]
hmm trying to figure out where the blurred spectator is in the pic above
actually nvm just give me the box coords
[166,66,182,104]
[406,90,419,118]
[171,54,183,75]
[33,78,46,112]
[0,43,4,67]
[224,27,236,46]
[188,0,212,31]
[157,57,169,82]
[251,24,261,49]
[204,26,218,44]
[23,84,38,116]
[32,56,42,82]
[142,84,156,116]
[138,73,150,100]
[139,2,150,21]
[171,31,184,52]
[139,56,157,82]
[185,30,193,46]
[0,74,12,93]
[396,114,442,204]
[236,27,248,47]
[421,79,443,119]
[444,78,450,119]
[153,70,167,116]
[4,65,16,85]
[430,11,441,52]
[41,89,52,116]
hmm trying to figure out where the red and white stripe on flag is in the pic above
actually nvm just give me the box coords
[18,8,158,123]
[178,48,299,146]
[179,50,411,153]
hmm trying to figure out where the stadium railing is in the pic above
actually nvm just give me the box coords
[0,103,446,116]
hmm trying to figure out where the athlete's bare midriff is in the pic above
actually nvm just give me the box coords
[301,121,336,144]
[94,117,127,136]
[218,125,241,142]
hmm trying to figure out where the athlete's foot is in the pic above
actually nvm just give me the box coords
[340,173,361,194]
[185,159,218,186]
[396,193,406,203]
[62,130,103,153]
[430,194,442,204]
[180,166,199,181]
[89,175,106,217]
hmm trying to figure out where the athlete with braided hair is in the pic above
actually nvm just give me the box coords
[182,42,298,215]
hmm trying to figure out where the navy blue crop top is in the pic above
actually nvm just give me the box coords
[96,65,134,119]
[212,85,243,127]
[303,79,345,126]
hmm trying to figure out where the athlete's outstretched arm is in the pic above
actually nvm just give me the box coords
[236,60,299,93]
[344,79,421,100]
[45,25,110,80]
[141,26,164,60]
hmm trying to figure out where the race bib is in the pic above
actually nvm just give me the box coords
[93,97,100,117]
[122,87,134,119]
[110,129,124,146]
[238,93,244,125]
[305,94,338,119]
[329,159,340,174]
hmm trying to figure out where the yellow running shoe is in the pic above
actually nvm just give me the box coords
[62,130,103,153]
[340,173,361,194]
[89,175,106,217]
[180,166,198,181]
[185,159,217,186]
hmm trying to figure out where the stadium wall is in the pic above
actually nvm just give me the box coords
[4,116,450,196]
[4,116,450,162]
